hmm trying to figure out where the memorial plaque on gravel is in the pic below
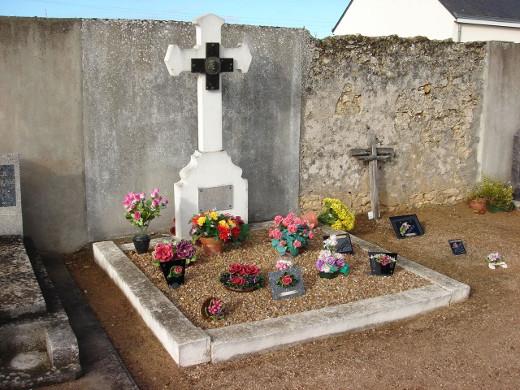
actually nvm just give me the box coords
[449,240,466,256]
[0,164,16,207]
[322,234,354,254]
[268,266,305,301]
[389,214,424,239]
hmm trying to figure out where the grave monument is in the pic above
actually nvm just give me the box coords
[350,134,394,219]
[164,14,252,239]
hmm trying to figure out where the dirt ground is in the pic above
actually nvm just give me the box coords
[59,204,520,389]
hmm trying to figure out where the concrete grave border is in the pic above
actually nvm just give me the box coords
[93,233,470,366]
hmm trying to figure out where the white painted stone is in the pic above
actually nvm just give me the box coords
[92,241,211,366]
[165,14,251,238]
[164,14,252,152]
[9,352,47,371]
[174,151,248,239]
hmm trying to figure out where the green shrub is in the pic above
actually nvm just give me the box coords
[470,178,514,212]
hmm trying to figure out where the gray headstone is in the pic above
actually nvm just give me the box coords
[513,130,520,200]
[268,266,305,301]
[0,154,22,236]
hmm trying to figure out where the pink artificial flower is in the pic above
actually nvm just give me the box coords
[133,211,141,221]
[152,199,160,208]
[151,188,160,198]
[139,192,145,200]
[271,229,282,240]
[274,215,283,225]
[293,217,303,225]
[308,231,315,239]
[280,240,287,247]
[287,224,297,234]
[293,240,302,248]
[152,242,174,262]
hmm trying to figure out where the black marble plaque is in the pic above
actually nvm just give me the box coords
[449,240,466,256]
[268,266,305,301]
[0,164,16,207]
[389,214,424,239]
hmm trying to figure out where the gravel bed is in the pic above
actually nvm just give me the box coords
[126,229,429,329]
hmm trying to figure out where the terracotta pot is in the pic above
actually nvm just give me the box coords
[302,211,318,228]
[469,198,487,214]
[199,236,224,256]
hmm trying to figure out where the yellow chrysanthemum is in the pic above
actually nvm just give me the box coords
[209,211,219,220]
[227,219,236,228]
[218,220,228,228]
[197,216,206,226]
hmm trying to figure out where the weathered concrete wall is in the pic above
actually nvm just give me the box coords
[300,35,487,212]
[82,20,311,241]
[478,42,520,183]
[0,18,86,252]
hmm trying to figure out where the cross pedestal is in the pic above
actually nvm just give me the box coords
[164,14,252,239]
[350,135,394,220]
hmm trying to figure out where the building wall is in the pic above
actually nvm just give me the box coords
[300,35,487,213]
[460,23,520,43]
[0,18,87,252]
[333,0,455,40]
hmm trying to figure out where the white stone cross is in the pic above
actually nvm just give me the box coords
[164,14,252,152]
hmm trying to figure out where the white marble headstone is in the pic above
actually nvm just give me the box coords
[164,14,251,238]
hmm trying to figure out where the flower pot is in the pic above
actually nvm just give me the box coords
[201,297,225,320]
[469,198,487,214]
[159,258,186,288]
[369,258,396,276]
[133,234,151,254]
[318,271,340,279]
[199,236,224,256]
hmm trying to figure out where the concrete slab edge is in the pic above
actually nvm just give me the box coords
[207,284,451,362]
[92,241,210,366]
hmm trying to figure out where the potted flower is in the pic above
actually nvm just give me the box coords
[275,258,293,271]
[152,241,186,288]
[175,239,197,266]
[318,198,355,231]
[123,188,168,254]
[269,212,314,257]
[469,178,515,213]
[486,252,508,269]
[201,297,225,320]
[369,252,397,276]
[190,211,249,256]
[219,263,264,292]
[315,236,350,279]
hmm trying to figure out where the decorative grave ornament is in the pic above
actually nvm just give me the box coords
[449,240,466,256]
[486,252,508,270]
[389,214,424,239]
[369,252,397,276]
[268,266,305,300]
[350,134,394,220]
[164,14,252,239]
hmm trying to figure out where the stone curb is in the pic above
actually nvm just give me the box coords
[92,241,210,366]
[94,234,470,366]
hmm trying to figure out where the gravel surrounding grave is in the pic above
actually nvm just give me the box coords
[126,229,428,329]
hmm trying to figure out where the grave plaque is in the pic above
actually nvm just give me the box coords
[268,266,305,301]
[198,185,233,212]
[0,165,16,207]
[449,240,466,256]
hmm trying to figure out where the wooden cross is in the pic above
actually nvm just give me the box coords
[164,14,252,153]
[350,135,394,220]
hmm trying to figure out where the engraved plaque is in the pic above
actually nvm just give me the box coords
[0,164,16,207]
[198,185,233,212]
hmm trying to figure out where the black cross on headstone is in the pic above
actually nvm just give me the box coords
[191,42,234,91]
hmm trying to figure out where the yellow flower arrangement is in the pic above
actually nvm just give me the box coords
[209,211,219,220]
[197,216,207,226]
[318,198,355,231]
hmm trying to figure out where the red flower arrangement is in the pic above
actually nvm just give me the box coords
[276,272,299,288]
[220,262,264,292]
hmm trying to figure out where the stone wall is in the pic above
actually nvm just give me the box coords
[0,18,86,251]
[300,35,487,213]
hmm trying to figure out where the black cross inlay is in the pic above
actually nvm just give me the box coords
[191,42,234,90]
